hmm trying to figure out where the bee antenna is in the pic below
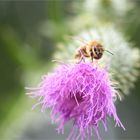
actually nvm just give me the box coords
[105,50,114,55]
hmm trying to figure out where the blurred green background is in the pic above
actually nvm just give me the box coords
[0,1,140,140]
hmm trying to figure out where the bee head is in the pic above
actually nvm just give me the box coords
[92,44,104,59]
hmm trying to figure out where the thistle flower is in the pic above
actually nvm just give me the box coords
[54,26,140,97]
[27,62,125,140]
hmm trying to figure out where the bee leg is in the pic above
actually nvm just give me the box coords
[82,56,85,62]
[91,57,94,63]
[78,51,86,63]
[77,56,85,63]
[75,52,82,64]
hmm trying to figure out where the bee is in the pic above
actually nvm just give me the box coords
[75,40,113,63]
[75,40,105,63]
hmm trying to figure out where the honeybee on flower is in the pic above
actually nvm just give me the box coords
[55,26,140,96]
[75,40,104,63]
[75,40,113,63]
[26,42,125,140]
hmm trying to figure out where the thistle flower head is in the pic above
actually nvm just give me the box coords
[27,62,125,140]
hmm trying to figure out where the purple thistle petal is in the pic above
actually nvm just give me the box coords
[26,62,125,140]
